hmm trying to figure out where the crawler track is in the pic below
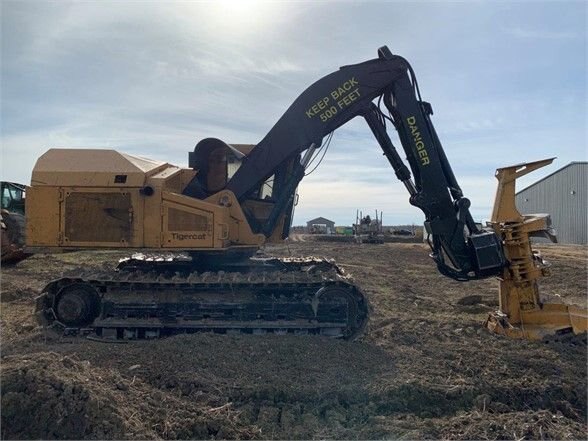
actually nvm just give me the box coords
[35,256,369,340]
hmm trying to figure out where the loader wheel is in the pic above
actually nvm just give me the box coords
[55,284,100,327]
[2,211,25,246]
[1,211,29,264]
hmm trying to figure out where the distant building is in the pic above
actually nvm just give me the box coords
[516,162,587,245]
[306,217,335,234]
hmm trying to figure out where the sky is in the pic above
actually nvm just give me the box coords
[1,0,586,226]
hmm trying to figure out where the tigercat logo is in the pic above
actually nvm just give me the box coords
[407,116,430,166]
[171,233,207,241]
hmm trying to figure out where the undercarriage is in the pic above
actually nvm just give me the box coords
[35,255,369,340]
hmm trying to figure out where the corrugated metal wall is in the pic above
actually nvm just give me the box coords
[515,162,587,245]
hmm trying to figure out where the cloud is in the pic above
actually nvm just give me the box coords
[1,1,586,228]
[193,58,303,77]
[506,27,578,40]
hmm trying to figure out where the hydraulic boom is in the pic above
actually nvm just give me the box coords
[202,46,506,280]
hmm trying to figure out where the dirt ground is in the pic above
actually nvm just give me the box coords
[1,242,587,440]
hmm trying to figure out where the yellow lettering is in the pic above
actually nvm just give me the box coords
[348,89,360,101]
[406,116,430,166]
[306,97,331,118]
[336,89,361,110]
[337,95,350,109]
[329,78,361,105]
[308,79,361,120]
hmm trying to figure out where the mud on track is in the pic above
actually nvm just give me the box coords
[1,243,587,440]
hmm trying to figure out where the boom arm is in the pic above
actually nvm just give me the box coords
[225,46,505,280]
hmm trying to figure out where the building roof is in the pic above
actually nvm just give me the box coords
[516,161,588,195]
[307,217,335,225]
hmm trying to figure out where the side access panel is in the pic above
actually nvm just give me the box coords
[161,202,215,248]
[60,188,143,247]
[160,191,221,248]
[25,186,61,246]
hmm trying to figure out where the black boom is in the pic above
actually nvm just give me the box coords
[223,46,505,281]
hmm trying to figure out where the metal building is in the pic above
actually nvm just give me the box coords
[515,162,587,245]
[306,217,335,234]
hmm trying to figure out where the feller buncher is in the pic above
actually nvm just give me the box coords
[25,46,586,340]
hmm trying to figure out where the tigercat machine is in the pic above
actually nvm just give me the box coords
[27,46,587,340]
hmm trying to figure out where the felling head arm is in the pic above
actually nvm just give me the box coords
[490,157,555,224]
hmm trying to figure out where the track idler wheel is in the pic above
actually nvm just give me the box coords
[55,284,100,327]
[314,286,363,338]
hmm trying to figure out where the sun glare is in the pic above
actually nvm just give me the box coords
[217,0,259,14]
[208,0,276,32]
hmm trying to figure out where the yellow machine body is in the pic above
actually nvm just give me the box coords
[26,149,265,253]
[486,158,588,340]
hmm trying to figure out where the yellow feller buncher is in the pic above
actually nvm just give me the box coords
[25,46,586,340]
